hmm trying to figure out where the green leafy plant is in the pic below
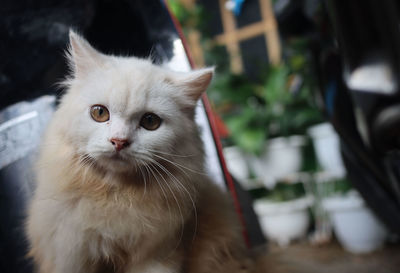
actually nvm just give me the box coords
[209,63,322,155]
[323,178,353,196]
[263,182,306,202]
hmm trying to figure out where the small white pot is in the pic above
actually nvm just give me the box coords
[323,191,387,254]
[250,136,305,188]
[308,123,345,177]
[223,146,249,182]
[254,196,313,247]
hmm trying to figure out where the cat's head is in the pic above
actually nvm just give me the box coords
[55,31,213,174]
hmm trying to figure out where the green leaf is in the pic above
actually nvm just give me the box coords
[234,129,266,155]
[263,66,290,104]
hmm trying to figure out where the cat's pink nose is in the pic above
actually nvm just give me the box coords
[110,138,130,151]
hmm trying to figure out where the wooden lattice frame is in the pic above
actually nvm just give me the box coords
[181,0,281,73]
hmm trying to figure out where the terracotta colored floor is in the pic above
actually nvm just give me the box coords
[256,241,400,273]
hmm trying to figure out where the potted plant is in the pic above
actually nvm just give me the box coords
[252,178,313,247]
[222,145,250,183]
[210,64,322,188]
[211,73,263,186]
[314,175,388,253]
[308,122,346,177]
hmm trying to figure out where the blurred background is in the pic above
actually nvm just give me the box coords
[168,0,400,271]
[1,0,400,272]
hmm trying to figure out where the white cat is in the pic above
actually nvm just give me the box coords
[26,31,252,273]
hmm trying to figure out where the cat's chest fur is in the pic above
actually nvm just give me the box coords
[54,185,184,262]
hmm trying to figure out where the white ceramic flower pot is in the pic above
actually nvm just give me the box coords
[323,191,387,254]
[250,136,305,188]
[223,146,249,182]
[308,123,345,177]
[254,196,313,247]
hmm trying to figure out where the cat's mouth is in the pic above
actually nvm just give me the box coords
[108,153,125,161]
[99,148,127,160]
[93,151,133,171]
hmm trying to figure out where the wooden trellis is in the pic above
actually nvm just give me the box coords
[181,0,281,73]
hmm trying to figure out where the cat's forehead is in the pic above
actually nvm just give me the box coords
[80,58,176,115]
[107,57,164,85]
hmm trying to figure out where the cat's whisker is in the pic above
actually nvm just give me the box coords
[148,46,158,64]
[145,164,173,232]
[151,154,189,178]
[150,159,198,245]
[148,163,185,251]
[137,161,148,201]
[78,154,93,166]
[77,154,97,183]
[151,153,207,176]
[145,148,197,158]
[147,159,195,211]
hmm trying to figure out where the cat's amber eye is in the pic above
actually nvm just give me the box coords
[90,105,110,122]
[140,113,162,131]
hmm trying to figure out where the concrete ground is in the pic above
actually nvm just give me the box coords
[256,241,400,273]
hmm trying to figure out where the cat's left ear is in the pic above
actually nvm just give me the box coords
[175,67,214,101]
[67,30,105,78]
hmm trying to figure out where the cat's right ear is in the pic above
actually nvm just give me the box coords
[67,30,104,78]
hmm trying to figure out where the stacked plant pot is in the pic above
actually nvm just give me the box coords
[250,135,313,246]
[309,122,388,254]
